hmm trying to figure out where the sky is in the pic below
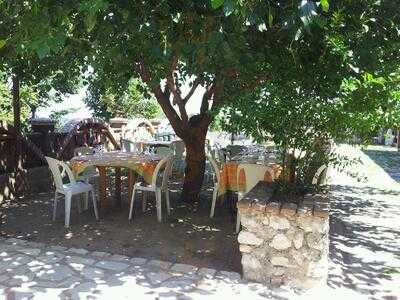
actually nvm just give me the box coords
[36,82,206,122]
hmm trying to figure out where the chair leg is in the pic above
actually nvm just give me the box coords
[84,191,89,210]
[91,190,99,220]
[210,187,218,218]
[156,189,162,222]
[129,187,136,220]
[142,191,147,212]
[165,190,170,215]
[77,195,82,214]
[235,211,241,233]
[65,193,72,228]
[52,191,58,221]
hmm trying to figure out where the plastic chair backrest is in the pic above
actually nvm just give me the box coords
[227,145,246,159]
[74,146,93,156]
[121,139,142,153]
[155,146,173,157]
[151,155,173,187]
[312,165,328,185]
[237,163,273,200]
[207,155,221,183]
[45,156,76,192]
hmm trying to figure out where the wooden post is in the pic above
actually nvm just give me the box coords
[115,167,121,208]
[97,166,107,208]
[12,74,27,195]
[397,128,400,152]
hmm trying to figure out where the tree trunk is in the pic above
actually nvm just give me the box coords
[181,127,208,203]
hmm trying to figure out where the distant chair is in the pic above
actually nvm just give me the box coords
[73,146,99,210]
[121,139,143,153]
[312,165,328,185]
[155,145,173,157]
[129,155,174,222]
[226,145,247,160]
[45,156,99,227]
[236,164,274,233]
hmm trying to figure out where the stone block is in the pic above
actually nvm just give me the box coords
[238,232,263,246]
[293,231,304,249]
[280,202,297,217]
[239,244,253,253]
[269,215,290,230]
[270,256,289,267]
[269,234,291,250]
[265,202,281,214]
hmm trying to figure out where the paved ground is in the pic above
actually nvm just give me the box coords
[0,144,399,299]
[0,237,297,300]
[327,145,400,300]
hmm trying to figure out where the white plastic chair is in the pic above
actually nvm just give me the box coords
[155,146,173,157]
[236,164,274,233]
[312,164,328,185]
[128,155,174,222]
[121,139,143,153]
[73,147,99,180]
[45,156,99,228]
[208,156,221,218]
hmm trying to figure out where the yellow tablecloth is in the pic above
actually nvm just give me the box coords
[218,161,281,194]
[70,152,161,184]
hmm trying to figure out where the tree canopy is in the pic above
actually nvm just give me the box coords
[2,0,399,199]
[85,78,161,120]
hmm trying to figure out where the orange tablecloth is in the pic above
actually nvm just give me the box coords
[70,151,161,184]
[218,161,281,194]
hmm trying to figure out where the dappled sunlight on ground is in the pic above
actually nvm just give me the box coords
[1,180,242,273]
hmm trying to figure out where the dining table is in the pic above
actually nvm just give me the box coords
[70,151,162,208]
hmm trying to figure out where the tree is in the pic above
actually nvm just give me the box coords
[85,78,161,120]
[6,0,400,201]
[0,81,40,130]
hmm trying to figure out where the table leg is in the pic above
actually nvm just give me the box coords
[127,169,136,202]
[97,166,107,209]
[115,167,122,208]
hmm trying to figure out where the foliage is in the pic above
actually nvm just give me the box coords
[0,81,39,130]
[0,2,82,119]
[49,108,79,130]
[85,78,161,120]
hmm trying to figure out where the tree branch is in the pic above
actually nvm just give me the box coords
[200,83,215,114]
[136,57,185,137]
[166,56,188,124]
[183,77,201,104]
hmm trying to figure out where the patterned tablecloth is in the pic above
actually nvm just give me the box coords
[218,161,282,194]
[70,151,162,184]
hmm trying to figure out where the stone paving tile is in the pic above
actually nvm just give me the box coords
[94,260,130,271]
[147,259,173,270]
[130,257,147,265]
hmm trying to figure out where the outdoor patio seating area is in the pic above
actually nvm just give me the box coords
[1,2,399,298]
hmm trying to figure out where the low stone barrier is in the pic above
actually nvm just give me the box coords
[237,181,329,289]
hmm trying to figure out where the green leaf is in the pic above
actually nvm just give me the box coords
[85,12,97,32]
[268,9,274,27]
[211,0,224,9]
[320,0,329,12]
[0,39,5,49]
[36,43,50,59]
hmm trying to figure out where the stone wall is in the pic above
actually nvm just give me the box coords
[237,182,329,289]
